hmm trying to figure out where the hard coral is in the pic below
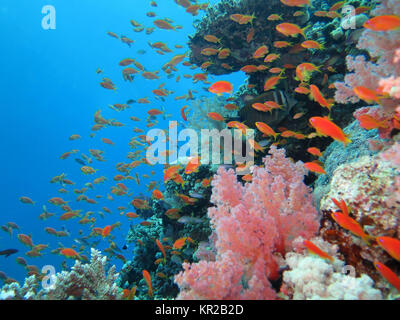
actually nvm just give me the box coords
[0,249,122,300]
[174,146,319,299]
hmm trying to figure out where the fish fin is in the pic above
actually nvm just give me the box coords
[301,25,311,38]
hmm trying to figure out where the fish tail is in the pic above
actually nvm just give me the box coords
[301,25,311,38]
[344,135,352,146]
[363,234,376,246]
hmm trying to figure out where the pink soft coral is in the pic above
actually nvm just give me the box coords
[174,146,320,300]
[335,0,400,114]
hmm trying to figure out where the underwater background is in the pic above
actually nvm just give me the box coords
[0,0,399,300]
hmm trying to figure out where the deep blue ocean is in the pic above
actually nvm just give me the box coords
[0,0,246,284]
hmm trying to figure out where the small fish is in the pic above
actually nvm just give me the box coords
[307,147,322,157]
[309,117,351,145]
[276,23,309,38]
[0,249,18,258]
[373,261,400,293]
[208,81,233,95]
[376,237,400,261]
[303,240,334,262]
[143,270,153,297]
[363,15,400,31]
[156,239,167,262]
[331,211,372,244]
[357,114,388,130]
[304,162,326,174]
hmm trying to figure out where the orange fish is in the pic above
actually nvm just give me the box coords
[253,45,269,59]
[363,15,400,31]
[185,156,201,174]
[17,234,33,247]
[208,81,233,95]
[164,165,180,182]
[224,103,239,110]
[267,14,282,21]
[126,212,139,218]
[353,86,384,104]
[101,138,114,145]
[147,109,163,116]
[280,0,311,6]
[276,23,309,38]
[173,237,187,249]
[269,67,284,74]
[153,19,176,31]
[374,261,400,293]
[152,189,164,200]
[304,162,326,174]
[156,239,167,262]
[304,240,334,262]
[204,35,220,43]
[19,197,35,205]
[329,1,345,11]
[331,198,349,215]
[331,211,372,244]
[296,63,321,83]
[301,40,324,50]
[102,225,112,238]
[246,28,255,43]
[307,147,322,157]
[180,106,188,121]
[264,53,280,63]
[264,75,284,91]
[309,84,333,110]
[60,248,80,259]
[376,237,400,261]
[273,41,292,48]
[218,48,231,59]
[208,112,225,121]
[201,48,219,56]
[240,65,260,73]
[309,116,351,145]
[143,270,153,297]
[255,122,279,140]
[252,103,271,112]
[357,114,388,130]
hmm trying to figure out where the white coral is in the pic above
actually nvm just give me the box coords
[283,241,382,300]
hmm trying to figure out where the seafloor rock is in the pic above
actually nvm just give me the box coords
[314,119,383,209]
[319,145,400,238]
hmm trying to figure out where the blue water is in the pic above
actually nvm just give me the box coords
[0,0,246,284]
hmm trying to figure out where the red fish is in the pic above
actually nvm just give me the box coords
[373,261,400,293]
[376,236,400,261]
[331,211,372,244]
[208,81,233,95]
[309,117,351,145]
[143,270,153,297]
[156,239,167,263]
[304,240,334,262]
[363,15,400,31]
[304,162,326,174]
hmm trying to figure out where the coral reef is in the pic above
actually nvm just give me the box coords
[0,249,123,300]
[117,164,215,299]
[320,147,400,238]
[174,146,320,299]
[313,119,384,209]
